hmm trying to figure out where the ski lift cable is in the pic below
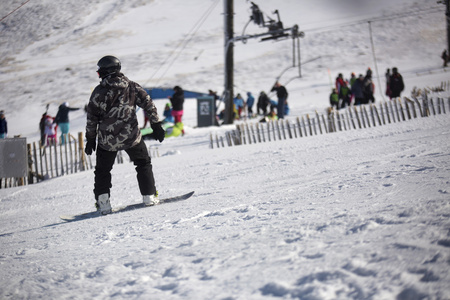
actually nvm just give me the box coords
[304,6,443,34]
[144,0,220,86]
[0,0,30,23]
[155,0,220,84]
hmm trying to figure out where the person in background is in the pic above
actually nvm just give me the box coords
[44,115,57,146]
[385,68,392,99]
[163,103,174,123]
[85,55,165,215]
[0,111,7,139]
[257,91,270,116]
[329,88,339,109]
[363,68,375,104]
[169,86,185,135]
[141,110,150,129]
[335,73,345,95]
[39,113,48,146]
[349,72,357,87]
[351,74,365,106]
[233,93,245,119]
[389,67,405,99]
[54,102,80,144]
[339,81,351,109]
[442,50,448,67]
[271,81,288,119]
[246,92,255,118]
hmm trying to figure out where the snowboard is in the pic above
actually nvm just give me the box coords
[60,191,195,222]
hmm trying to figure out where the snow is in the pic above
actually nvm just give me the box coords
[1,0,450,299]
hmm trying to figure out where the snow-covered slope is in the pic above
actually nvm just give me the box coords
[0,0,449,299]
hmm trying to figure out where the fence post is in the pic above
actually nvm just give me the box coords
[430,98,436,115]
[413,97,423,117]
[404,98,412,120]
[398,98,406,121]
[296,117,303,137]
[286,120,293,139]
[348,107,356,129]
[79,132,87,171]
[316,111,323,134]
[33,142,40,182]
[27,144,33,184]
[302,116,308,136]
[354,107,362,129]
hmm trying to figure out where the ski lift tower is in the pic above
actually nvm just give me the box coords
[223,0,304,124]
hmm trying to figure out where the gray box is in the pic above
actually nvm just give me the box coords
[197,96,216,127]
[0,138,28,178]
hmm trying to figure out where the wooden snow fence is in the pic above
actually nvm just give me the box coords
[210,96,450,149]
[0,132,125,189]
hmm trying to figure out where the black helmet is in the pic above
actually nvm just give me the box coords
[97,56,121,78]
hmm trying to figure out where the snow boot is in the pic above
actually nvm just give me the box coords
[143,192,159,206]
[96,193,112,215]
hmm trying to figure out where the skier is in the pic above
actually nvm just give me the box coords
[85,55,165,215]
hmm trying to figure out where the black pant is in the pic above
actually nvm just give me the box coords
[94,139,156,199]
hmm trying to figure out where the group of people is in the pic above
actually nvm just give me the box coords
[38,102,81,146]
[226,81,289,121]
[141,85,185,137]
[330,67,404,110]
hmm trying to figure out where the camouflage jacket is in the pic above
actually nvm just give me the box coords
[86,73,159,151]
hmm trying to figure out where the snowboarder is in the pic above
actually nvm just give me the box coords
[85,55,165,215]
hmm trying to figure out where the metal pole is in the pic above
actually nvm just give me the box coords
[447,0,450,54]
[224,0,234,124]
[368,21,385,101]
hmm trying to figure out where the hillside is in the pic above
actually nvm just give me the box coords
[0,1,449,299]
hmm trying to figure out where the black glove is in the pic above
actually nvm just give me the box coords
[85,139,96,155]
[151,122,165,143]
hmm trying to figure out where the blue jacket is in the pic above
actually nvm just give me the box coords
[0,118,7,134]
[246,93,255,108]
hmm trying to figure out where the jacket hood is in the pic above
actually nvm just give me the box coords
[101,73,129,90]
